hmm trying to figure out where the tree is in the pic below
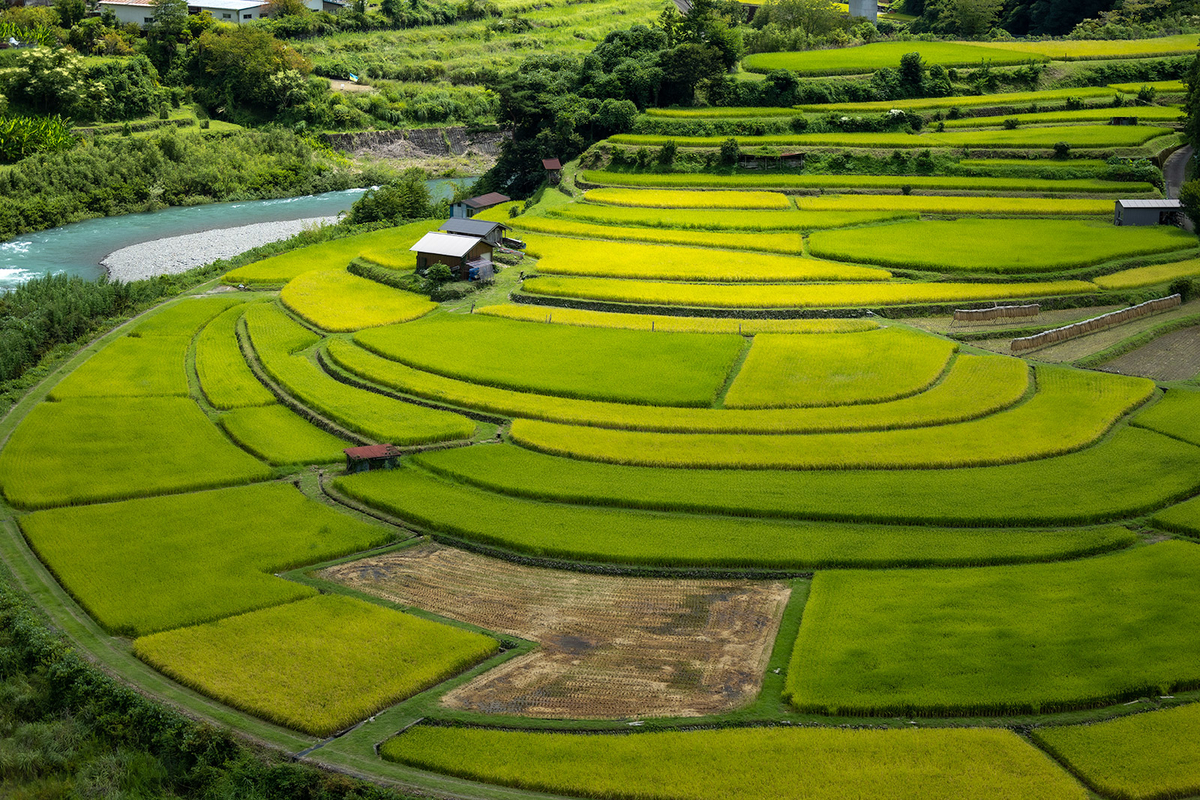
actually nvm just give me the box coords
[719,136,740,166]
[1184,54,1200,150]
[759,0,842,36]
[346,169,432,224]
[267,0,310,15]
[53,0,86,28]
[898,52,925,93]
[1179,179,1200,234]
[188,27,311,114]
[148,0,188,73]
[380,0,403,22]
[948,0,1003,36]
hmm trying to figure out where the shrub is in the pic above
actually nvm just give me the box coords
[718,136,740,166]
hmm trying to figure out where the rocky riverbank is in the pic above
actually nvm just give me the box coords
[101,216,339,282]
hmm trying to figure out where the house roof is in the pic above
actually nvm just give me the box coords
[1116,199,1182,209]
[439,218,508,237]
[410,232,484,258]
[542,158,562,170]
[100,0,267,6]
[463,192,510,209]
[344,444,403,460]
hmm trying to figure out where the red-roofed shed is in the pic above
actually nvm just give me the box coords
[542,157,562,185]
[344,444,402,473]
[542,158,562,170]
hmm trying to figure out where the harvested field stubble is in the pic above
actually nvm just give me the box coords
[133,595,497,737]
[320,542,789,718]
[382,725,1087,800]
[787,541,1200,716]
[334,466,1136,568]
[414,433,1200,525]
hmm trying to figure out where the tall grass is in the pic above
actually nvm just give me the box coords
[219,405,351,465]
[807,219,1196,274]
[510,367,1154,470]
[476,304,880,334]
[788,541,1200,716]
[0,397,272,509]
[224,219,440,286]
[522,232,889,282]
[327,340,1029,434]
[47,336,190,399]
[725,328,957,409]
[607,125,1172,149]
[521,275,1097,308]
[337,465,1134,569]
[413,431,1200,525]
[553,202,914,231]
[195,304,277,409]
[280,268,435,332]
[382,725,1087,800]
[1095,257,1200,289]
[742,41,1042,75]
[581,171,1148,194]
[1033,703,1200,800]
[576,188,790,209]
[18,483,389,636]
[353,314,744,408]
[795,194,1113,215]
[244,304,475,444]
[134,595,497,737]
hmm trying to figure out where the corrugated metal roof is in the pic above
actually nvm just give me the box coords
[463,192,510,209]
[542,158,562,170]
[440,219,507,236]
[410,232,483,258]
[344,444,402,460]
[1116,199,1182,208]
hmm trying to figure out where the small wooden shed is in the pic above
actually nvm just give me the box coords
[410,232,493,280]
[344,444,402,473]
[542,158,562,185]
[1114,198,1182,226]
[451,192,511,219]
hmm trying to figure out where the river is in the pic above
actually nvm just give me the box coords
[0,178,472,291]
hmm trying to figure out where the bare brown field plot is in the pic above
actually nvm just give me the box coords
[319,542,790,719]
[1100,325,1200,381]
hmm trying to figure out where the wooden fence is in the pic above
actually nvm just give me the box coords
[1010,294,1181,353]
[953,304,1040,323]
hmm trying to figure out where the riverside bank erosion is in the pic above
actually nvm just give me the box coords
[324,126,506,172]
[101,216,339,282]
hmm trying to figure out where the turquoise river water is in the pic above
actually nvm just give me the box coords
[0,178,470,291]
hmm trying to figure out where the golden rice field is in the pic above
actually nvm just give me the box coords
[523,233,890,282]
[5,106,1200,800]
[281,268,437,331]
[521,275,1098,307]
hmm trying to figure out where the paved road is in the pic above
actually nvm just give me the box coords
[1164,144,1194,231]
[1164,144,1193,198]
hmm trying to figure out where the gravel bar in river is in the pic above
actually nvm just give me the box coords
[101,216,339,282]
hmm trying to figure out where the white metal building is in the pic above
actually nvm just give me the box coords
[1114,198,1183,226]
[98,0,330,26]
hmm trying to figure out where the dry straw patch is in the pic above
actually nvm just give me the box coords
[320,542,789,718]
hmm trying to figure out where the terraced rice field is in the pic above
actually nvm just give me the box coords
[320,542,789,718]
[4,94,1200,800]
